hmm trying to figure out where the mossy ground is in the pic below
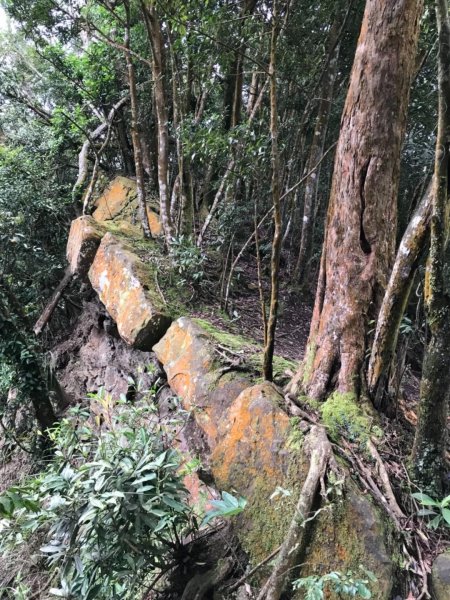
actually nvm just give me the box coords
[194,318,296,386]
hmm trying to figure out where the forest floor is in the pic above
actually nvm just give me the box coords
[195,256,313,362]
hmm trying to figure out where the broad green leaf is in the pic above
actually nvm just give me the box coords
[412,492,440,507]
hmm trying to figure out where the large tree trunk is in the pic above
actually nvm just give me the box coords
[291,0,423,400]
[411,0,450,495]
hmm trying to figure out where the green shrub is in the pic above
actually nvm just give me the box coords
[0,392,193,599]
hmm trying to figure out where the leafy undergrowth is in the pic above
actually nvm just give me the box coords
[0,391,197,599]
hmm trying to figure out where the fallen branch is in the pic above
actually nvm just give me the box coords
[34,267,73,336]
[256,425,332,600]
[72,95,130,206]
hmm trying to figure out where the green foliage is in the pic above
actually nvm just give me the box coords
[170,235,206,286]
[202,491,247,526]
[292,566,377,600]
[412,492,450,529]
[0,394,194,599]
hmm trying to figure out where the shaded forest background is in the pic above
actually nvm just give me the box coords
[1,0,450,598]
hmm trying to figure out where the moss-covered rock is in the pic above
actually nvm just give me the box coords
[154,319,394,597]
[193,318,296,386]
[432,551,450,600]
[295,487,394,599]
[211,382,308,564]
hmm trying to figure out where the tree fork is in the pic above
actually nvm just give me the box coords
[367,183,432,409]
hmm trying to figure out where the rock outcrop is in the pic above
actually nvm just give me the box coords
[154,317,394,597]
[66,216,106,276]
[65,177,170,350]
[153,317,249,447]
[52,300,163,403]
[89,233,171,350]
[62,177,396,598]
[92,176,162,237]
[432,551,450,600]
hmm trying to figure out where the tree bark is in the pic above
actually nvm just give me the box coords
[141,1,173,241]
[291,0,423,400]
[124,0,152,239]
[367,183,432,408]
[411,0,450,495]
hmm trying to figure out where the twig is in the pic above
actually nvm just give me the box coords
[154,271,168,306]
[225,545,282,593]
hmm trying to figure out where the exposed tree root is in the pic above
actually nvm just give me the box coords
[367,438,406,520]
[256,425,334,600]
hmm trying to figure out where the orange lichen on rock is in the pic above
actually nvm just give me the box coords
[89,232,171,349]
[66,216,106,276]
[211,382,291,487]
[153,318,249,449]
[92,176,162,237]
[154,318,394,593]
[92,176,138,221]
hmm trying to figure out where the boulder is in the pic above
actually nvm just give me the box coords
[66,216,106,276]
[89,232,171,349]
[92,176,162,237]
[92,176,137,221]
[298,488,393,599]
[153,317,249,448]
[432,551,450,600]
